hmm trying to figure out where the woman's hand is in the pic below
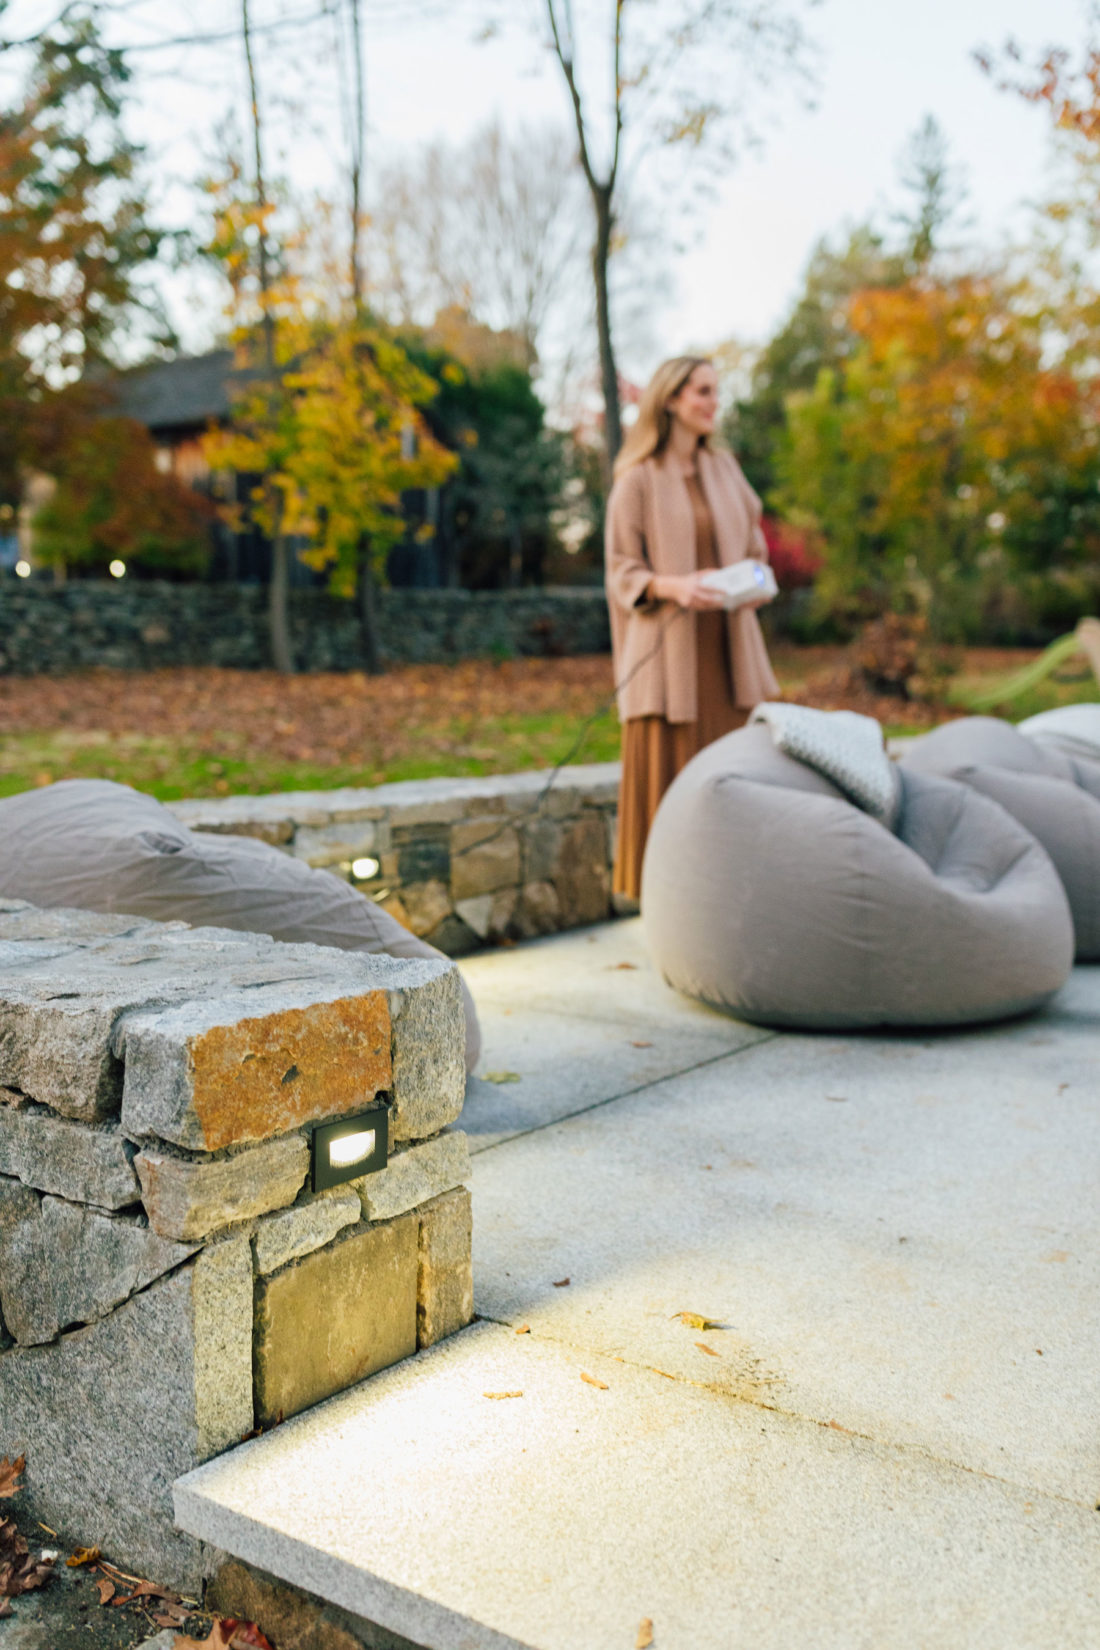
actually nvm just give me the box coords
[650,571,727,611]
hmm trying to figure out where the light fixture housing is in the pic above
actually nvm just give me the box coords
[310,1101,389,1193]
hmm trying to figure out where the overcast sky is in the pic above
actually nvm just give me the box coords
[2,0,1092,379]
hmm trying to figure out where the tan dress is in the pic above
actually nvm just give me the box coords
[613,475,749,901]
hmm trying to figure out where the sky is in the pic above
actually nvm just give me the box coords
[2,0,1092,380]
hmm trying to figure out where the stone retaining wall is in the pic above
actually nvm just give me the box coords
[171,764,625,955]
[0,899,472,1591]
[0,581,610,674]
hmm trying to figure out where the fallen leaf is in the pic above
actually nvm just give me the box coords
[66,1546,101,1568]
[552,1277,570,1288]
[670,1312,721,1331]
[154,1600,193,1627]
[826,1419,855,1434]
[695,1342,719,1357]
[112,1578,181,1606]
[515,1323,531,1335]
[630,1040,653,1048]
[636,1618,655,1649]
[95,1577,117,1605]
[580,1371,608,1390]
[484,1390,523,1400]
[0,1457,24,1499]
[609,961,638,970]
[483,1070,521,1084]
[226,1622,276,1650]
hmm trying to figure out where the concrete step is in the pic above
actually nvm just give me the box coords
[175,1319,1097,1650]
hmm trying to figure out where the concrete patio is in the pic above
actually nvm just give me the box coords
[177,918,1100,1650]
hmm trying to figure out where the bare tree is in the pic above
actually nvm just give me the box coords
[372,120,584,368]
[241,0,294,672]
[539,0,819,476]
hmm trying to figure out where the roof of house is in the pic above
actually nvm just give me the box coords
[107,349,244,433]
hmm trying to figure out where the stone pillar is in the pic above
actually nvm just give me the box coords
[0,901,472,1591]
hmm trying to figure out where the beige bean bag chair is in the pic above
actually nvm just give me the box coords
[0,779,480,1071]
[642,722,1073,1029]
[902,716,1100,960]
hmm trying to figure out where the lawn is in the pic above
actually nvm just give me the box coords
[0,646,1095,802]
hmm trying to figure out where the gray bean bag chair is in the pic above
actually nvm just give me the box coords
[901,716,1100,960]
[642,723,1073,1029]
[0,779,481,1071]
[1019,703,1100,769]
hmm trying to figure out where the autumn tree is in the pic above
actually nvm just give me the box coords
[32,417,214,577]
[775,272,1100,638]
[0,11,165,501]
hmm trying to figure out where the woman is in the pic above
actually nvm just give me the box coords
[605,355,779,901]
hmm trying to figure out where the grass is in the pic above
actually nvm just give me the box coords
[0,647,1094,803]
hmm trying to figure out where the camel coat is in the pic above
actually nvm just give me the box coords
[604,446,779,723]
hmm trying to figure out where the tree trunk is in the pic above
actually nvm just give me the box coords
[357,547,383,675]
[268,531,295,674]
[592,184,622,485]
[508,521,523,589]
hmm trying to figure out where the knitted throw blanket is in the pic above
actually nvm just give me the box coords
[749,703,900,826]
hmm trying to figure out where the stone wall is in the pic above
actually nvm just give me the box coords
[0,581,610,673]
[171,764,624,957]
[0,899,473,1591]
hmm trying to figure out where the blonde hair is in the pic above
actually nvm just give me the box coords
[613,355,714,480]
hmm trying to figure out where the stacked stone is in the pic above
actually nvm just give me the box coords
[0,582,610,675]
[171,763,622,957]
[0,899,472,1590]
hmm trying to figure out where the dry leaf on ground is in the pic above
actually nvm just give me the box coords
[636,1618,655,1649]
[95,1575,116,1604]
[695,1342,719,1357]
[610,962,638,971]
[670,1312,722,1331]
[0,1514,55,1599]
[66,1545,101,1567]
[515,1323,531,1335]
[484,1390,523,1400]
[173,1618,273,1650]
[552,1277,570,1287]
[0,1457,24,1499]
[580,1371,608,1390]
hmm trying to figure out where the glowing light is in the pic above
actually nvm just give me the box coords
[327,1128,376,1169]
[351,856,380,880]
[109,560,126,578]
[14,560,31,579]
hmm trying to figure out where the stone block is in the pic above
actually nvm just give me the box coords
[523,817,564,883]
[449,820,520,901]
[398,879,452,938]
[394,829,451,884]
[120,987,392,1152]
[556,815,611,927]
[0,1094,139,1208]
[0,1237,252,1591]
[252,1190,361,1275]
[454,893,494,939]
[423,914,479,958]
[207,1558,384,1650]
[0,933,307,1123]
[417,1186,473,1349]
[0,1189,197,1345]
[292,822,378,869]
[253,1216,418,1425]
[0,906,156,942]
[355,1132,470,1223]
[388,967,466,1143]
[135,1136,309,1241]
[513,880,561,939]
